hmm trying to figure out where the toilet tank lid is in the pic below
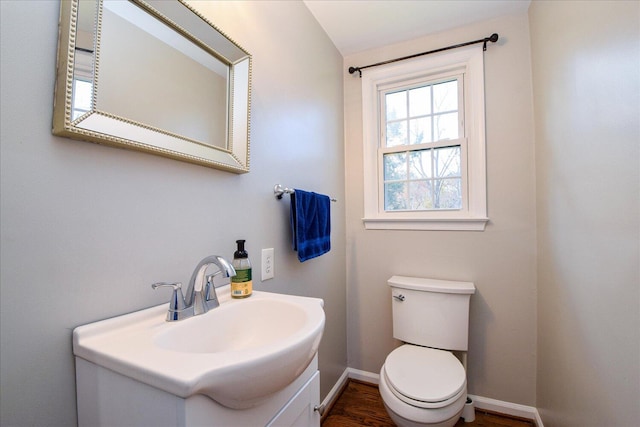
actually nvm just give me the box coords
[388,276,475,294]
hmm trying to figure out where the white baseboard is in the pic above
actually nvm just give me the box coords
[320,368,350,410]
[322,368,543,427]
[468,394,543,426]
[344,367,380,384]
[320,367,377,412]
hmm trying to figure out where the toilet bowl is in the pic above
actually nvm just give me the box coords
[379,344,467,427]
[380,276,475,427]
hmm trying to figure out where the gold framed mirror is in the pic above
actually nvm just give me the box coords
[53,0,251,173]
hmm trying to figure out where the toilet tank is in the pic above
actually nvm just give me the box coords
[388,276,475,351]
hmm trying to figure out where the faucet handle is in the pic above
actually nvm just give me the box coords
[203,274,221,309]
[152,282,186,312]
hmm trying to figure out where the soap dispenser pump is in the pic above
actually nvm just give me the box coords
[231,239,252,298]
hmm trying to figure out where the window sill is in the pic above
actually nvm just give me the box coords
[362,217,489,231]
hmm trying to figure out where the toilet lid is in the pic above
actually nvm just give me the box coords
[384,345,466,403]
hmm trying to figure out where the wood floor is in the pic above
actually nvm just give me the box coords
[322,380,535,427]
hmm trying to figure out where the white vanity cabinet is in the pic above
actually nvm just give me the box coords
[266,370,320,427]
[76,355,321,427]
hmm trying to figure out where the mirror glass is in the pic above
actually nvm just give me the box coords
[53,0,251,173]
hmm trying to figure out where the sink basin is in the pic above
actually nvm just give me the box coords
[73,287,325,409]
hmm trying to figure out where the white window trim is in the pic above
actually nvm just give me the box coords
[361,45,488,231]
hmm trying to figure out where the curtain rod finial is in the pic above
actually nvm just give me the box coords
[483,33,499,51]
[348,66,362,77]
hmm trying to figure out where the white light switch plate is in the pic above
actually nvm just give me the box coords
[261,248,274,281]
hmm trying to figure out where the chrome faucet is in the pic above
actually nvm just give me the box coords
[152,255,236,321]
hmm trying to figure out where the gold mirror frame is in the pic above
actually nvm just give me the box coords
[53,0,251,173]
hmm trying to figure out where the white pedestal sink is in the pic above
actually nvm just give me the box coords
[73,287,325,426]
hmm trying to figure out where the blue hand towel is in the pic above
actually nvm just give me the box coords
[291,189,331,262]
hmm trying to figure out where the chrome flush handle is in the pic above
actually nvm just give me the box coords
[393,294,405,302]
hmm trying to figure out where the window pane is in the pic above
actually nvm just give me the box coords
[409,86,430,117]
[433,178,462,209]
[409,117,430,145]
[383,153,407,180]
[433,146,461,177]
[433,80,457,113]
[386,121,408,147]
[385,182,407,210]
[386,91,407,120]
[408,180,433,210]
[433,112,458,141]
[409,150,432,179]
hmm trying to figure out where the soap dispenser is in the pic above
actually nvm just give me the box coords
[231,239,252,298]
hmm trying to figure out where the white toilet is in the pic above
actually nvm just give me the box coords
[379,276,475,427]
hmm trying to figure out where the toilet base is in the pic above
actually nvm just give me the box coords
[383,402,463,427]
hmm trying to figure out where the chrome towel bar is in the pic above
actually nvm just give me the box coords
[273,184,337,202]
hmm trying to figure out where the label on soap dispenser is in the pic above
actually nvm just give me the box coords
[231,269,252,298]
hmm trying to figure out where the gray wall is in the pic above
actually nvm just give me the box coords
[529,1,640,425]
[344,13,538,406]
[4,1,639,426]
[0,1,346,426]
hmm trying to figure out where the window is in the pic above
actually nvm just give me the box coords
[72,78,92,120]
[361,46,488,230]
[71,50,94,121]
[382,77,464,211]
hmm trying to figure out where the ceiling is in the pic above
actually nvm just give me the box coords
[303,0,531,56]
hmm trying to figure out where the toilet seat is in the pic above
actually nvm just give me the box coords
[383,345,466,409]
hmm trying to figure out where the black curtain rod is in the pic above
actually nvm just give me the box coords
[348,33,499,77]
